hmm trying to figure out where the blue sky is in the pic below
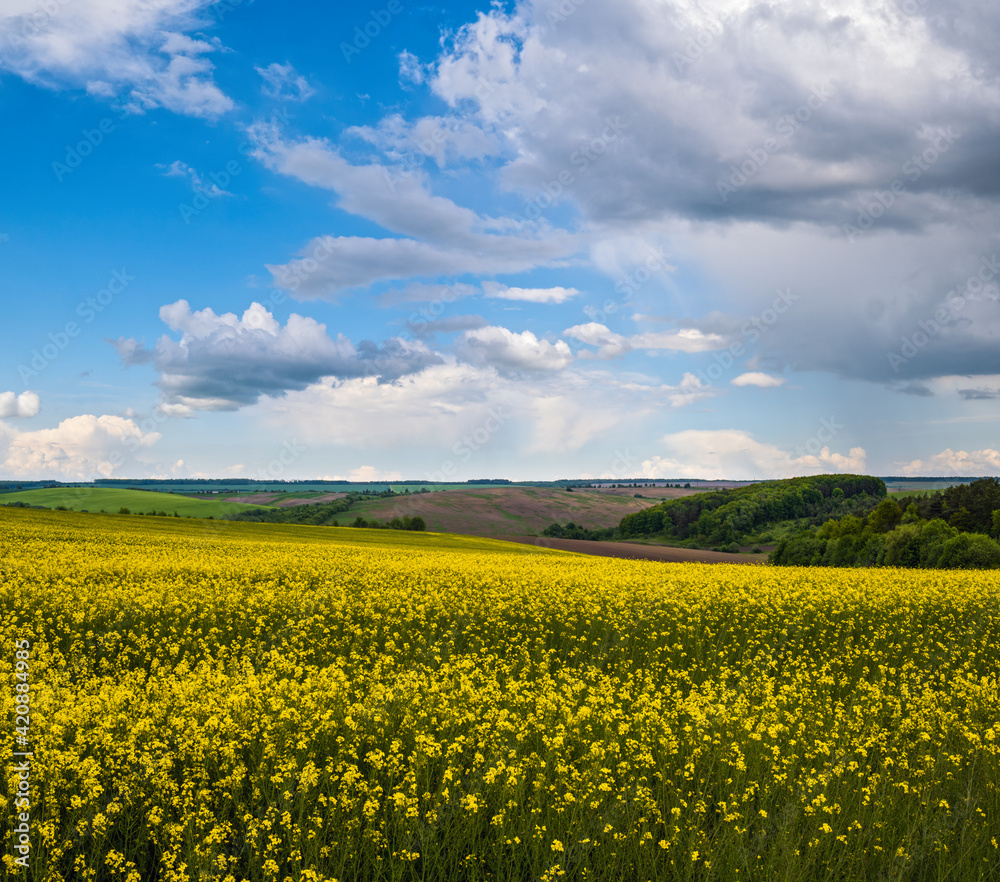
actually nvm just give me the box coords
[1,0,999,482]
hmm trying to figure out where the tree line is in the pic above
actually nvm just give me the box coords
[616,474,885,549]
[542,475,886,551]
[772,478,1000,569]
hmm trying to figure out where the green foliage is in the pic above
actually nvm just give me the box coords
[542,522,616,540]
[618,474,885,547]
[938,533,1000,569]
[771,486,1000,570]
[227,497,355,526]
[869,498,903,533]
[350,514,426,531]
[908,477,1000,533]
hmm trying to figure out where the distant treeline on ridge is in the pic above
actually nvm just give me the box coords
[544,474,885,550]
[773,477,1000,569]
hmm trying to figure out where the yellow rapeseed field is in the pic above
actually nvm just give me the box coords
[2,506,999,881]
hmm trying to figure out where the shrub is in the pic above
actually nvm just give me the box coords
[939,533,1000,569]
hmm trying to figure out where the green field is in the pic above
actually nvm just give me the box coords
[887,489,944,500]
[0,487,275,518]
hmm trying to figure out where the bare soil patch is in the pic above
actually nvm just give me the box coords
[584,487,703,500]
[348,487,674,537]
[499,536,765,564]
[221,492,348,508]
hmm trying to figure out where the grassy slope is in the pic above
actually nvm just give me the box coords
[343,487,696,537]
[0,505,577,556]
[0,487,276,518]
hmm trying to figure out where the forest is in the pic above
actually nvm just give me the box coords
[772,477,1000,568]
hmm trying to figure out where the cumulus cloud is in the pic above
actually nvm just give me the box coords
[0,391,40,419]
[456,325,574,373]
[482,282,579,303]
[348,112,501,167]
[259,359,711,459]
[414,0,1000,392]
[0,414,160,480]
[348,465,403,482]
[111,300,443,413]
[256,62,315,101]
[431,0,1000,228]
[564,322,729,359]
[637,429,867,481]
[564,323,631,359]
[899,448,1000,477]
[732,372,785,388]
[0,0,233,117]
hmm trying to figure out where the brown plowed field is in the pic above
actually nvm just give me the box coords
[346,487,701,538]
[221,492,348,507]
[497,536,765,564]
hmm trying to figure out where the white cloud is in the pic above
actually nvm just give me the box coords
[0,414,160,480]
[456,325,574,373]
[564,322,728,359]
[256,62,315,101]
[631,329,729,353]
[430,1,1000,228]
[482,282,579,303]
[732,372,785,388]
[0,391,40,419]
[249,125,581,298]
[111,300,443,412]
[259,360,710,459]
[563,322,631,359]
[416,0,1000,393]
[348,112,501,167]
[899,448,1000,477]
[637,429,867,481]
[0,1,233,117]
[617,372,715,409]
[349,465,403,482]
[398,50,426,86]
[269,235,580,299]
[158,160,232,197]
[261,364,502,449]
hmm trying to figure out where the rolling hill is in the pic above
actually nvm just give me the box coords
[0,487,275,518]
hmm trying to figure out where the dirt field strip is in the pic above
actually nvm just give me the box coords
[220,492,348,507]
[344,487,704,538]
[498,536,765,564]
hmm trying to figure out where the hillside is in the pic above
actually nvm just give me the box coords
[0,487,275,518]
[772,478,1000,569]
[615,474,887,549]
[337,486,701,538]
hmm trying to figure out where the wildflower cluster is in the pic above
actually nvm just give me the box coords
[2,507,999,880]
